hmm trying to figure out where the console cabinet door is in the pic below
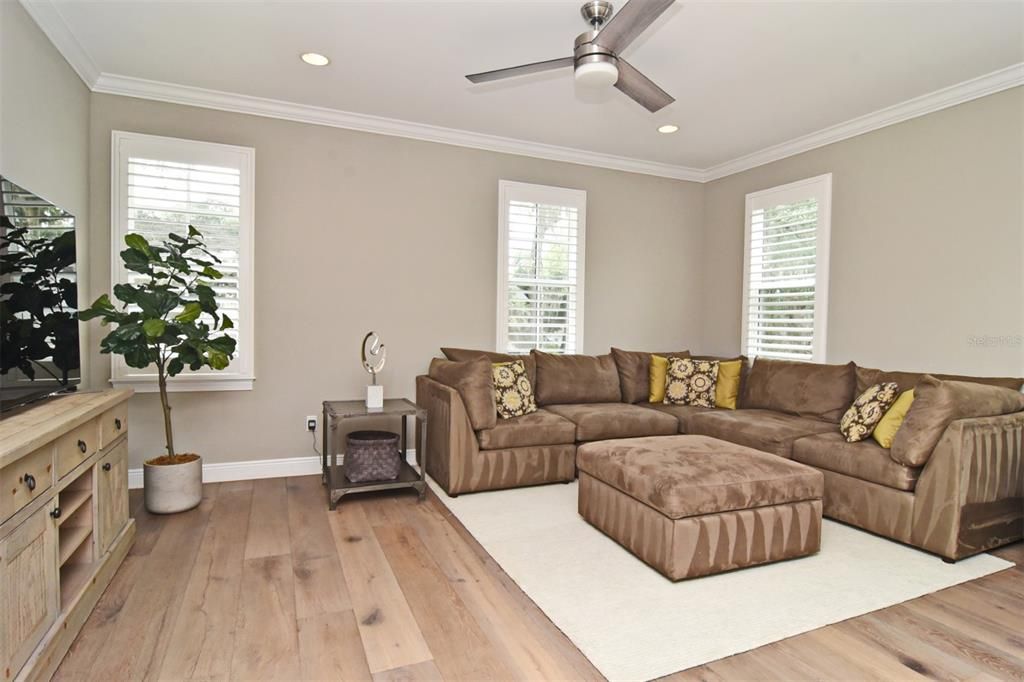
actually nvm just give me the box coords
[96,441,129,554]
[1,502,58,680]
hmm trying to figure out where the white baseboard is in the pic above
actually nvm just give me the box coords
[128,451,416,489]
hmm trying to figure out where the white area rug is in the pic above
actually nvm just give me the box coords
[433,480,1012,681]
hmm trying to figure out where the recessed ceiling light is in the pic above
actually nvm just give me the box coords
[301,52,330,67]
[658,124,679,134]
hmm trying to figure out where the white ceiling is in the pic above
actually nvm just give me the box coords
[35,0,1024,171]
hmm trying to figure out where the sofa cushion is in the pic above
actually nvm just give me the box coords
[714,359,743,409]
[442,347,536,387]
[891,376,1024,467]
[641,403,710,432]
[577,435,824,519]
[695,354,750,400]
[544,403,678,442]
[428,357,497,430]
[492,359,538,419]
[610,347,689,403]
[532,351,622,405]
[649,355,670,403]
[793,432,921,491]
[839,382,900,443]
[855,366,1024,394]
[742,358,856,423]
[872,389,914,448]
[476,408,576,450]
[686,409,837,458]
[665,357,719,407]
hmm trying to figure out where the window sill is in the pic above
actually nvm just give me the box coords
[110,377,254,393]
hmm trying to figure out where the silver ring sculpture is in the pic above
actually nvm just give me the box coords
[361,331,386,385]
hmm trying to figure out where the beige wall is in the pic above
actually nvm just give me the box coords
[0,1,92,373]
[88,93,705,467]
[701,87,1024,377]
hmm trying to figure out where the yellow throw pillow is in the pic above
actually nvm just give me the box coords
[872,389,915,448]
[715,360,742,410]
[649,354,669,403]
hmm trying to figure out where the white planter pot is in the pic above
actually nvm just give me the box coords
[144,456,203,514]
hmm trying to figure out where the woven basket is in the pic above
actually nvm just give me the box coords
[345,430,401,483]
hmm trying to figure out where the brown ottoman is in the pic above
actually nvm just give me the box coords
[577,435,824,580]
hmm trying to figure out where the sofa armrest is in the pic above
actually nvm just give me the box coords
[416,375,479,495]
[911,411,1024,559]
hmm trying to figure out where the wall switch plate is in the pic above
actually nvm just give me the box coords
[306,416,317,432]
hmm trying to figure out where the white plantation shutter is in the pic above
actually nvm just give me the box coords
[742,174,832,362]
[497,181,586,354]
[110,131,255,391]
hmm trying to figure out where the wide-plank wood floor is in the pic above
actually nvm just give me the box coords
[54,476,1024,681]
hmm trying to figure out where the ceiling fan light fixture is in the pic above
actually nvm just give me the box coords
[658,124,679,134]
[574,59,619,88]
[300,52,330,66]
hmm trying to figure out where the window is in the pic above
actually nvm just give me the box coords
[497,181,586,354]
[110,131,255,391]
[742,174,832,362]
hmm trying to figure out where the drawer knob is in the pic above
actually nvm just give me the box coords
[77,440,87,453]
[50,507,62,519]
[102,462,112,472]
[115,417,123,431]
[23,473,36,491]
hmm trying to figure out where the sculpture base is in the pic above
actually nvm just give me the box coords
[366,384,384,409]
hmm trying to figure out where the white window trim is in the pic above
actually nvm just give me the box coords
[496,180,587,354]
[741,173,832,363]
[109,130,256,392]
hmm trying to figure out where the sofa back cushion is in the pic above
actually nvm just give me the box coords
[442,347,536,388]
[856,366,1024,394]
[428,357,497,430]
[741,358,856,423]
[532,351,622,405]
[610,347,690,403]
[891,376,1024,466]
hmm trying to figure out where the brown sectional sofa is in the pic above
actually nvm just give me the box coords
[416,349,1024,561]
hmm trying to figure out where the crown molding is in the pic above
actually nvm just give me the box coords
[88,64,1024,185]
[701,62,1024,182]
[19,0,99,88]
[92,73,705,182]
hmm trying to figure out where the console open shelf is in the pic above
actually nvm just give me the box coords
[58,488,92,526]
[58,525,92,566]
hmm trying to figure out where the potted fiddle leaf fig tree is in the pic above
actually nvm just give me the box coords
[79,226,236,514]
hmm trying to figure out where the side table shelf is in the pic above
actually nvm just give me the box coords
[321,398,428,510]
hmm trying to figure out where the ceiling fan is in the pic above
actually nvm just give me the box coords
[465,0,676,113]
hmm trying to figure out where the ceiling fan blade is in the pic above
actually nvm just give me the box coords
[592,0,675,55]
[466,56,574,84]
[614,57,674,112]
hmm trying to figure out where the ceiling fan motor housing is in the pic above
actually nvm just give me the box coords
[581,0,614,28]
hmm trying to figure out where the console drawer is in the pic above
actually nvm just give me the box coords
[0,446,53,523]
[56,420,99,479]
[99,407,128,447]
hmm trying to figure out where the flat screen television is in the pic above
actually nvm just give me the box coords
[0,176,81,415]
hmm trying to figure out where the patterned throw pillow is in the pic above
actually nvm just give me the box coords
[492,359,538,419]
[840,382,900,443]
[665,357,719,407]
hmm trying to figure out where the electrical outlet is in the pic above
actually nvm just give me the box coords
[305,415,317,432]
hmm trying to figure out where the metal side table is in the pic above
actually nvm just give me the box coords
[322,398,427,510]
